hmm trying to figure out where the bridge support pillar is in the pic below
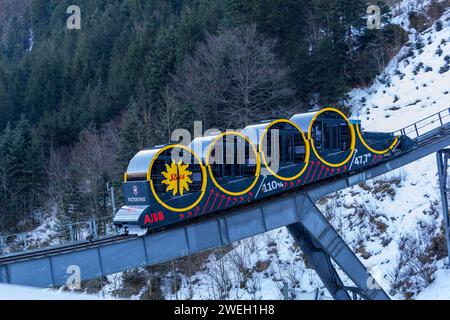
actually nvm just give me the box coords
[287,194,390,300]
[287,223,351,300]
[436,150,450,266]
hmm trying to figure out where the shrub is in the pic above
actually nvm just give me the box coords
[408,11,429,32]
[439,65,449,74]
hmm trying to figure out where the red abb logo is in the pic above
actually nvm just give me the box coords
[144,212,165,225]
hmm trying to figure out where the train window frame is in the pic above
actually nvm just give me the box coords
[212,136,257,180]
[150,154,203,198]
[314,118,352,154]
[265,126,304,167]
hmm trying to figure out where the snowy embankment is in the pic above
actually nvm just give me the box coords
[344,3,450,299]
[0,284,105,300]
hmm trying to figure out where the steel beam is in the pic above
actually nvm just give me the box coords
[437,150,450,266]
[287,223,352,300]
[290,194,390,300]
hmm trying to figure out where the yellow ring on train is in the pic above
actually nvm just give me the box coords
[308,108,356,168]
[259,119,311,182]
[147,145,207,213]
[356,125,400,155]
[206,132,261,197]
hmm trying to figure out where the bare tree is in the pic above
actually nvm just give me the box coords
[155,86,184,143]
[46,144,71,213]
[47,122,121,230]
[69,124,120,221]
[171,25,295,129]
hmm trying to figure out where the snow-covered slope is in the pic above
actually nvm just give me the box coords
[351,9,450,130]
[342,3,450,299]
[0,284,106,300]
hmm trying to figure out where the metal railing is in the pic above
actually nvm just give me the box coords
[0,215,118,256]
[392,108,450,140]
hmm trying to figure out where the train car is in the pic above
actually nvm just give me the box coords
[113,108,415,233]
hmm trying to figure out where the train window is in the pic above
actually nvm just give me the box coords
[312,122,323,150]
[152,159,166,194]
[235,164,243,177]
[208,134,258,190]
[309,110,353,165]
[244,164,256,176]
[284,136,294,163]
[332,126,339,150]
[294,140,306,162]
[340,123,351,151]
[320,122,341,151]
[263,123,306,167]
[210,164,221,178]
[150,153,203,198]
[189,162,203,192]
[323,125,331,149]
[215,139,255,179]
[224,164,233,177]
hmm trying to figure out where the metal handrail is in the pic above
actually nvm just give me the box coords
[392,108,450,139]
[0,215,117,256]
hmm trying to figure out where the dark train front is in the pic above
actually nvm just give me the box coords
[113,108,415,233]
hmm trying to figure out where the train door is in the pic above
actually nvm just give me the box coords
[268,125,306,169]
[323,120,340,152]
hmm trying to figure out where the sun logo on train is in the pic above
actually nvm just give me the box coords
[162,160,193,196]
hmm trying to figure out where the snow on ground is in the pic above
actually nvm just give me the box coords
[417,260,450,299]
[0,284,106,300]
[164,228,331,300]
[342,3,450,299]
[351,8,450,131]
[390,0,437,31]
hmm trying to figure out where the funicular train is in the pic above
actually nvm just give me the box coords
[114,108,415,233]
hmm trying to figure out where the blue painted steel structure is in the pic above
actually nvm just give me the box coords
[436,149,450,266]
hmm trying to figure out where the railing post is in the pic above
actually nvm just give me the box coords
[314,288,319,300]
[439,112,443,126]
[22,234,27,251]
[92,220,98,238]
[283,282,289,300]
[0,236,4,256]
[69,225,75,242]
[437,150,450,267]
[414,124,419,137]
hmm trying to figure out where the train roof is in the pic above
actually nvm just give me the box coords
[187,135,219,161]
[290,111,319,133]
[125,108,354,176]
[126,148,161,177]
[241,123,270,146]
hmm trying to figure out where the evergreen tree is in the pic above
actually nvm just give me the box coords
[118,100,146,170]
[0,124,14,232]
